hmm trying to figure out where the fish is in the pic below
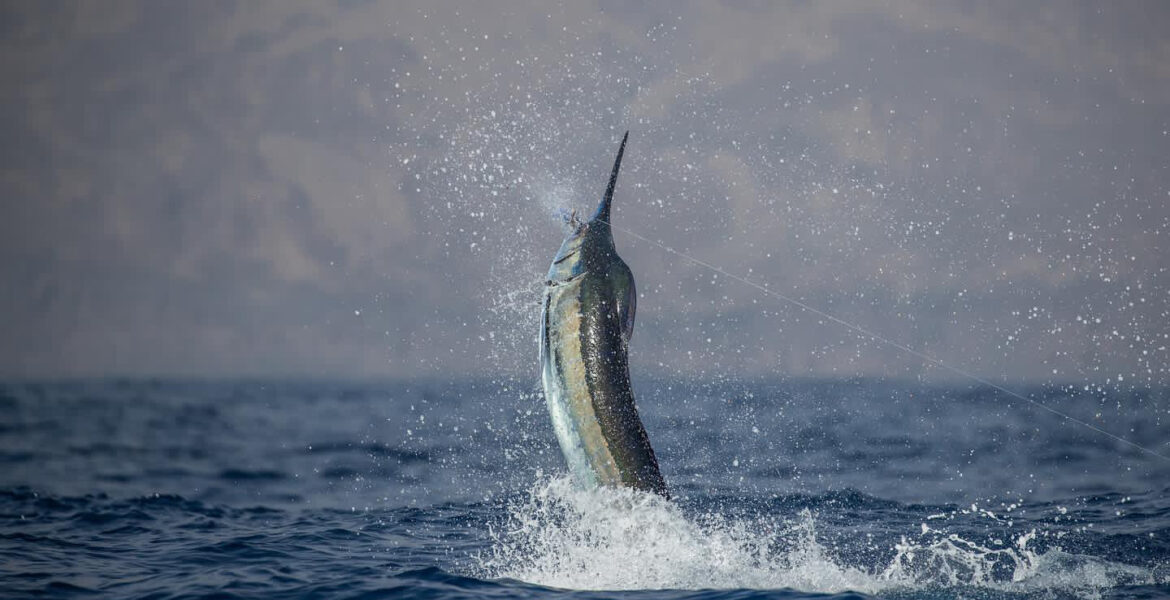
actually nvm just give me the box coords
[539,132,669,498]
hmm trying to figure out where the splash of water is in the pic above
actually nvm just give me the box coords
[476,477,1159,596]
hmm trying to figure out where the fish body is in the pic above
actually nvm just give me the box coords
[539,133,668,497]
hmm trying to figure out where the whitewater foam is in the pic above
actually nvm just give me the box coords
[477,477,1160,596]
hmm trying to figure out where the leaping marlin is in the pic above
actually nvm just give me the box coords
[539,132,668,498]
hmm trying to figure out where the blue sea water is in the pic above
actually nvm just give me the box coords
[1,378,1167,599]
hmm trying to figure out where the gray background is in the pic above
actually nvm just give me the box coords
[2,1,1167,386]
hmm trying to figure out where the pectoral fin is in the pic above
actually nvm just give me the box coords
[619,271,636,343]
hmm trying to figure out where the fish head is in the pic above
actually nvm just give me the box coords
[546,132,629,283]
[546,220,590,283]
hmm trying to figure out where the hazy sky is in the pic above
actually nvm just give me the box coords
[2,1,1168,385]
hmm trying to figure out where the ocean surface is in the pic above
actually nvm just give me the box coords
[1,378,1167,599]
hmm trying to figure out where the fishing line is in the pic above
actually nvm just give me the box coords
[598,218,1170,463]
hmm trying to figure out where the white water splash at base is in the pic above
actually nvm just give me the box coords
[477,477,1159,597]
